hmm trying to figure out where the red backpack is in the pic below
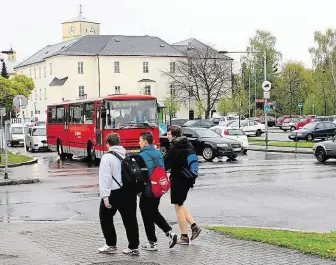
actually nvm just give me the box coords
[150,166,171,197]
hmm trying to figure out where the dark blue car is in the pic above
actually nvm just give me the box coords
[288,121,336,141]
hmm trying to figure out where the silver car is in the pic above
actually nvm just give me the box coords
[25,126,48,152]
[313,137,336,162]
[281,118,300,131]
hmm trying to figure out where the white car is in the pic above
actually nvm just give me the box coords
[227,120,265,137]
[25,126,48,152]
[218,116,237,126]
[210,126,249,154]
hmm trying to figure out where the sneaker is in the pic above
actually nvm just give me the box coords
[141,242,158,251]
[168,232,178,248]
[98,244,117,254]
[191,225,202,241]
[122,248,140,256]
[176,235,189,245]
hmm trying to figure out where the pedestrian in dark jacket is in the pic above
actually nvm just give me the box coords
[164,126,202,245]
[136,132,178,251]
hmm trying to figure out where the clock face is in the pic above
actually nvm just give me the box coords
[69,26,75,36]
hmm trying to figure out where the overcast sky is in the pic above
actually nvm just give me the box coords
[1,0,335,68]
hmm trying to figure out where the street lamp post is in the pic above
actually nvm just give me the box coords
[219,50,268,148]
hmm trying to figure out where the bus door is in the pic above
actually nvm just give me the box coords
[63,105,70,153]
[95,103,105,158]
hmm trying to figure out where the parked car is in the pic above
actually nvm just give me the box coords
[257,116,276,127]
[182,119,215,129]
[281,117,300,131]
[313,136,336,162]
[25,126,48,152]
[288,121,336,141]
[210,126,248,154]
[167,118,189,126]
[160,127,241,161]
[219,116,237,126]
[8,123,28,147]
[227,120,265,137]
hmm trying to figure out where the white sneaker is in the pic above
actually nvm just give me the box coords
[168,232,178,248]
[141,242,158,251]
[98,244,117,254]
[122,248,140,256]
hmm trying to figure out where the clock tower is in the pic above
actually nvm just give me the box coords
[62,5,100,41]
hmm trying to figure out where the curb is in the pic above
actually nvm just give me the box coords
[248,148,313,154]
[0,178,41,186]
[0,157,38,169]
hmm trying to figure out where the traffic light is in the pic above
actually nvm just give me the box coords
[272,62,279,74]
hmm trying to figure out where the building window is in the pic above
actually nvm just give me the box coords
[44,88,47,99]
[31,111,33,117]
[78,62,84,74]
[114,62,120,73]
[170,85,176,96]
[79,86,85,98]
[50,63,52,75]
[44,66,46,77]
[35,90,37,101]
[143,62,149,73]
[144,85,151,95]
[38,67,41,78]
[29,69,32,78]
[39,89,42,100]
[170,62,176,73]
[115,86,121,94]
[34,68,36,79]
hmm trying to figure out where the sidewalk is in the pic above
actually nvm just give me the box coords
[248,144,313,154]
[0,221,334,265]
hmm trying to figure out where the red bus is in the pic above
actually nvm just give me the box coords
[46,94,160,161]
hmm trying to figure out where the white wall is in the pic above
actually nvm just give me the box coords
[16,55,192,122]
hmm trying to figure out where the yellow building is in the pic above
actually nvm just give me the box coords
[62,5,100,41]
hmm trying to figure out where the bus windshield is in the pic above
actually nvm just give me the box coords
[104,99,158,129]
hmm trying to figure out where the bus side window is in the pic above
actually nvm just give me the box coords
[48,107,56,123]
[84,103,94,124]
[71,104,83,124]
[56,106,65,123]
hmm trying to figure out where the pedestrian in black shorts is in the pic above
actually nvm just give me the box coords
[164,126,202,245]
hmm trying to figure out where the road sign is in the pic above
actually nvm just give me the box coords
[298,103,303,108]
[264,105,271,113]
[13,95,28,109]
[0,108,5,116]
[262,81,272,92]
[263,91,270,99]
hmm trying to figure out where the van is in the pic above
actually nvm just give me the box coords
[8,123,28,147]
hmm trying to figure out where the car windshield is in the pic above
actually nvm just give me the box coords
[193,128,221,138]
[228,129,244,135]
[228,120,239,127]
[32,128,46,136]
[11,127,28,134]
[303,123,316,130]
[300,118,306,122]
[283,118,291,123]
[104,100,158,129]
[183,120,197,126]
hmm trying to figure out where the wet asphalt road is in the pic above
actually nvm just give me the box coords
[0,147,336,232]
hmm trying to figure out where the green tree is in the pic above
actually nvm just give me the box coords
[164,93,181,125]
[11,74,35,98]
[309,29,336,112]
[1,61,9,79]
[232,75,249,116]
[275,62,308,116]
[241,30,282,108]
[195,100,206,118]
[217,97,233,115]
[0,76,14,108]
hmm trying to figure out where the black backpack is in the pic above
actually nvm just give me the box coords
[108,151,145,194]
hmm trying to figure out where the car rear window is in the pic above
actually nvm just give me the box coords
[228,129,244,135]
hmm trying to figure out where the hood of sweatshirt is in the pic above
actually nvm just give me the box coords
[108,145,126,158]
[172,136,190,149]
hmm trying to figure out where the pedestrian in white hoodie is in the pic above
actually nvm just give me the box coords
[98,133,140,256]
